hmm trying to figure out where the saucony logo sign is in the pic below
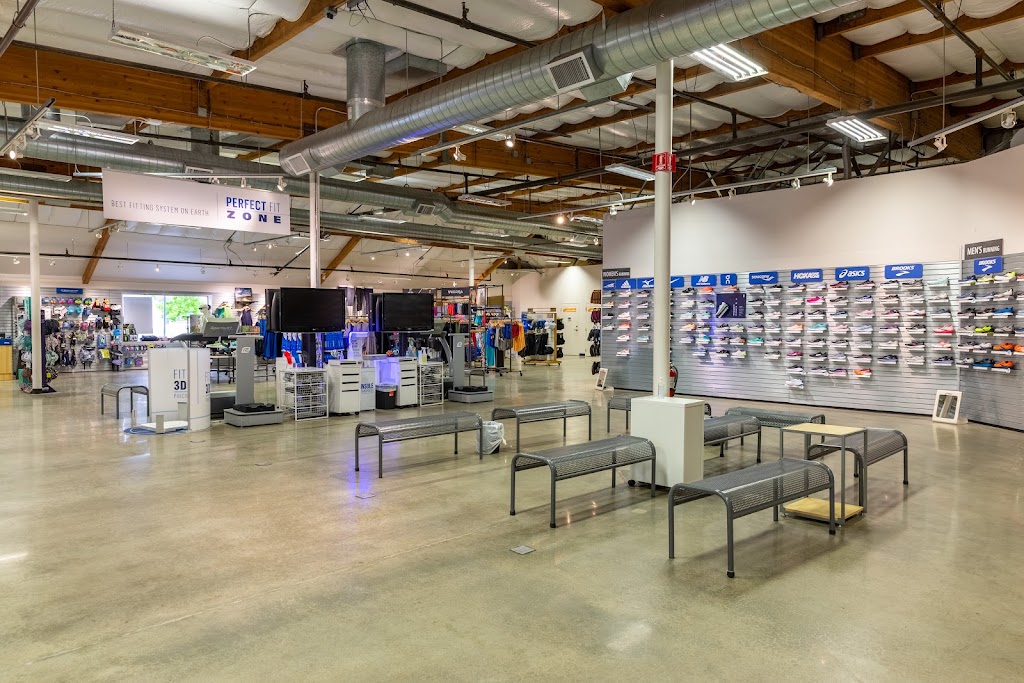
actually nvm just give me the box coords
[749,274,774,282]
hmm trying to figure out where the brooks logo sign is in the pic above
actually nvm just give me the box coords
[884,263,923,279]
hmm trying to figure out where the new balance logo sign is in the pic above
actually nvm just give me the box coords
[695,276,711,284]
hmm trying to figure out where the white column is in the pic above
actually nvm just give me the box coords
[29,198,42,391]
[468,245,475,288]
[652,59,674,396]
[309,171,320,288]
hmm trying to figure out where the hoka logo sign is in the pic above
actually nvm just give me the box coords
[837,268,867,279]
[791,269,822,281]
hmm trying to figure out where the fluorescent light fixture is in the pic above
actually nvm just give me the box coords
[546,259,573,264]
[458,194,511,207]
[470,228,511,238]
[690,44,767,82]
[358,215,407,224]
[453,123,490,136]
[605,163,656,182]
[0,207,28,216]
[826,116,886,143]
[37,120,140,145]
[331,170,368,183]
[569,214,603,225]
[109,25,257,76]
[0,167,72,182]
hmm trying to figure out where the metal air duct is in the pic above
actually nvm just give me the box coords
[278,0,856,175]
[345,40,386,122]
[0,120,590,242]
[0,175,600,259]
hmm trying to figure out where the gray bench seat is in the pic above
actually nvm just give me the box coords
[354,411,483,478]
[100,384,149,419]
[704,414,762,461]
[805,428,908,512]
[510,435,656,528]
[492,400,592,452]
[669,459,836,577]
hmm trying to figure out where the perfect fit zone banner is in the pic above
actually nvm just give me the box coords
[102,170,291,235]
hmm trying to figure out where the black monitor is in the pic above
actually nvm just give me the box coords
[268,287,346,333]
[376,292,433,332]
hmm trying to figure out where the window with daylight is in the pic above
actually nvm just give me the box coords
[122,294,210,338]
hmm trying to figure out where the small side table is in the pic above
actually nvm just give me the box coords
[780,423,867,525]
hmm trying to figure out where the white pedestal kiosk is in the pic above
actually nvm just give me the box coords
[629,396,705,487]
[148,347,212,431]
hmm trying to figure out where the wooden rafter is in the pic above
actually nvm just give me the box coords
[855,3,1024,60]
[82,222,115,285]
[0,44,345,140]
[913,61,1024,92]
[817,1,922,38]
[475,252,513,286]
[321,237,362,284]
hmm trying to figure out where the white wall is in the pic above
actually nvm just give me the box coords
[498,265,601,356]
[605,145,1024,276]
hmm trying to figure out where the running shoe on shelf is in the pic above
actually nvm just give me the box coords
[806,296,824,305]
[933,326,956,335]
[931,340,953,350]
[995,270,1018,283]
[856,310,875,319]
[853,368,873,378]
[854,324,874,334]
[786,324,804,334]
[678,335,695,344]
[926,277,948,287]
[959,275,977,286]
[973,359,994,369]
[906,309,926,317]
[993,360,1014,371]
[616,349,630,357]
[809,366,829,376]
[932,356,955,367]
[787,283,806,293]
[807,338,827,348]
[808,353,828,361]
[882,309,901,319]
[852,355,873,364]
[831,310,849,319]
[976,274,995,285]
[765,351,783,360]
[616,334,631,343]
[833,324,851,334]
[830,281,850,290]
[829,368,848,377]
[878,355,899,364]
[785,378,805,388]
[880,325,901,334]
[637,335,651,343]
[903,279,924,289]
[617,312,631,320]
[855,280,876,290]
[974,325,994,334]
[829,339,850,348]
[785,298,804,307]
[907,324,927,334]
[855,295,874,304]
[808,323,828,333]
[747,285,766,294]
[881,280,901,290]
[786,350,803,358]
[787,365,805,374]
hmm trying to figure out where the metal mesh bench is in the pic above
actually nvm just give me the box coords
[492,400,592,452]
[607,395,710,432]
[354,411,483,478]
[704,414,762,462]
[100,384,149,419]
[669,459,836,577]
[510,435,656,528]
[725,406,825,430]
[805,428,908,513]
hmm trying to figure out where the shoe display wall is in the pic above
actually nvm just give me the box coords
[601,256,1022,426]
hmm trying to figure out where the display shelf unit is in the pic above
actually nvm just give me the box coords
[282,368,329,421]
[418,361,444,406]
[524,307,562,365]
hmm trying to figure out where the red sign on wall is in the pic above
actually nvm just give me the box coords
[651,152,677,173]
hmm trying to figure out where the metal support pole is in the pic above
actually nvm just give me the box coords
[652,59,674,396]
[29,199,42,392]
[469,245,475,288]
[309,171,321,288]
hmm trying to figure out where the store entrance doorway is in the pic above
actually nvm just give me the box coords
[559,304,589,357]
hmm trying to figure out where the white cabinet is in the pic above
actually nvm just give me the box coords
[630,396,706,486]
[396,357,418,407]
[326,360,361,414]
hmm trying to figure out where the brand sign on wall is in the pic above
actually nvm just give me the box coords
[637,278,655,289]
[602,268,631,279]
[440,287,470,297]
[834,266,871,281]
[790,268,823,283]
[670,276,687,288]
[884,263,923,279]
[55,287,84,295]
[964,239,1002,258]
[748,271,778,284]
[690,274,717,287]
[102,170,291,235]
[720,273,737,286]
[974,256,1003,275]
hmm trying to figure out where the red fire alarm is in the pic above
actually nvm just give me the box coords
[651,152,677,173]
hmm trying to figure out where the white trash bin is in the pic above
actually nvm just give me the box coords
[479,420,506,454]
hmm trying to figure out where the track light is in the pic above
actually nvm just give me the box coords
[109,25,257,76]
[823,173,834,187]
[12,257,20,264]
[370,255,375,261]
[504,135,516,149]
[7,149,16,160]
[201,267,206,274]
[452,145,467,162]
[689,195,696,206]
[555,214,566,225]
[155,264,160,272]
[240,178,248,189]
[405,251,411,257]
[728,188,736,199]
[267,243,273,249]
[276,177,287,192]
[593,237,600,246]
[609,206,617,216]
[791,178,800,190]
[49,259,56,266]
[252,245,258,252]
[1002,110,1018,129]
[933,134,948,153]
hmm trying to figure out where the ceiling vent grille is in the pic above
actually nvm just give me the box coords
[544,51,598,94]
[414,202,437,216]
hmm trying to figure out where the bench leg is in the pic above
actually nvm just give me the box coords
[454,430,459,455]
[725,502,736,578]
[719,443,724,457]
[611,466,616,489]
[509,460,518,516]
[563,416,567,440]
[756,431,762,464]
[828,476,837,536]
[354,434,360,471]
[588,413,592,441]
[478,427,484,460]
[668,497,676,559]
[625,411,629,430]
[549,469,558,529]
[378,439,384,479]
[607,406,611,433]
[650,454,656,496]
[516,420,521,453]
[904,447,909,486]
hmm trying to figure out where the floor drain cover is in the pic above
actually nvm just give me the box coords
[510,545,535,555]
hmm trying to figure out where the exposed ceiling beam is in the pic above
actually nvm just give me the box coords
[854,2,1024,60]
[817,1,922,38]
[321,236,362,284]
[82,222,114,285]
[913,61,1024,92]
[734,19,982,160]
[474,252,513,286]
[0,43,346,140]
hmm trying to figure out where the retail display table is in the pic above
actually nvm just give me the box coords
[780,423,867,524]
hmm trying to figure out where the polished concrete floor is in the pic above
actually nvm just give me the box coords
[2,358,1022,680]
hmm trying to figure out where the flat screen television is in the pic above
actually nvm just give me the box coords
[377,292,433,332]
[268,287,346,333]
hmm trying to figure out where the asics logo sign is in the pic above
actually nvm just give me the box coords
[836,267,869,280]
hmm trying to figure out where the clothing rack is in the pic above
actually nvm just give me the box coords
[522,308,562,366]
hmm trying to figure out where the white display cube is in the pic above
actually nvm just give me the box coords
[147,348,211,431]
[630,396,705,487]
